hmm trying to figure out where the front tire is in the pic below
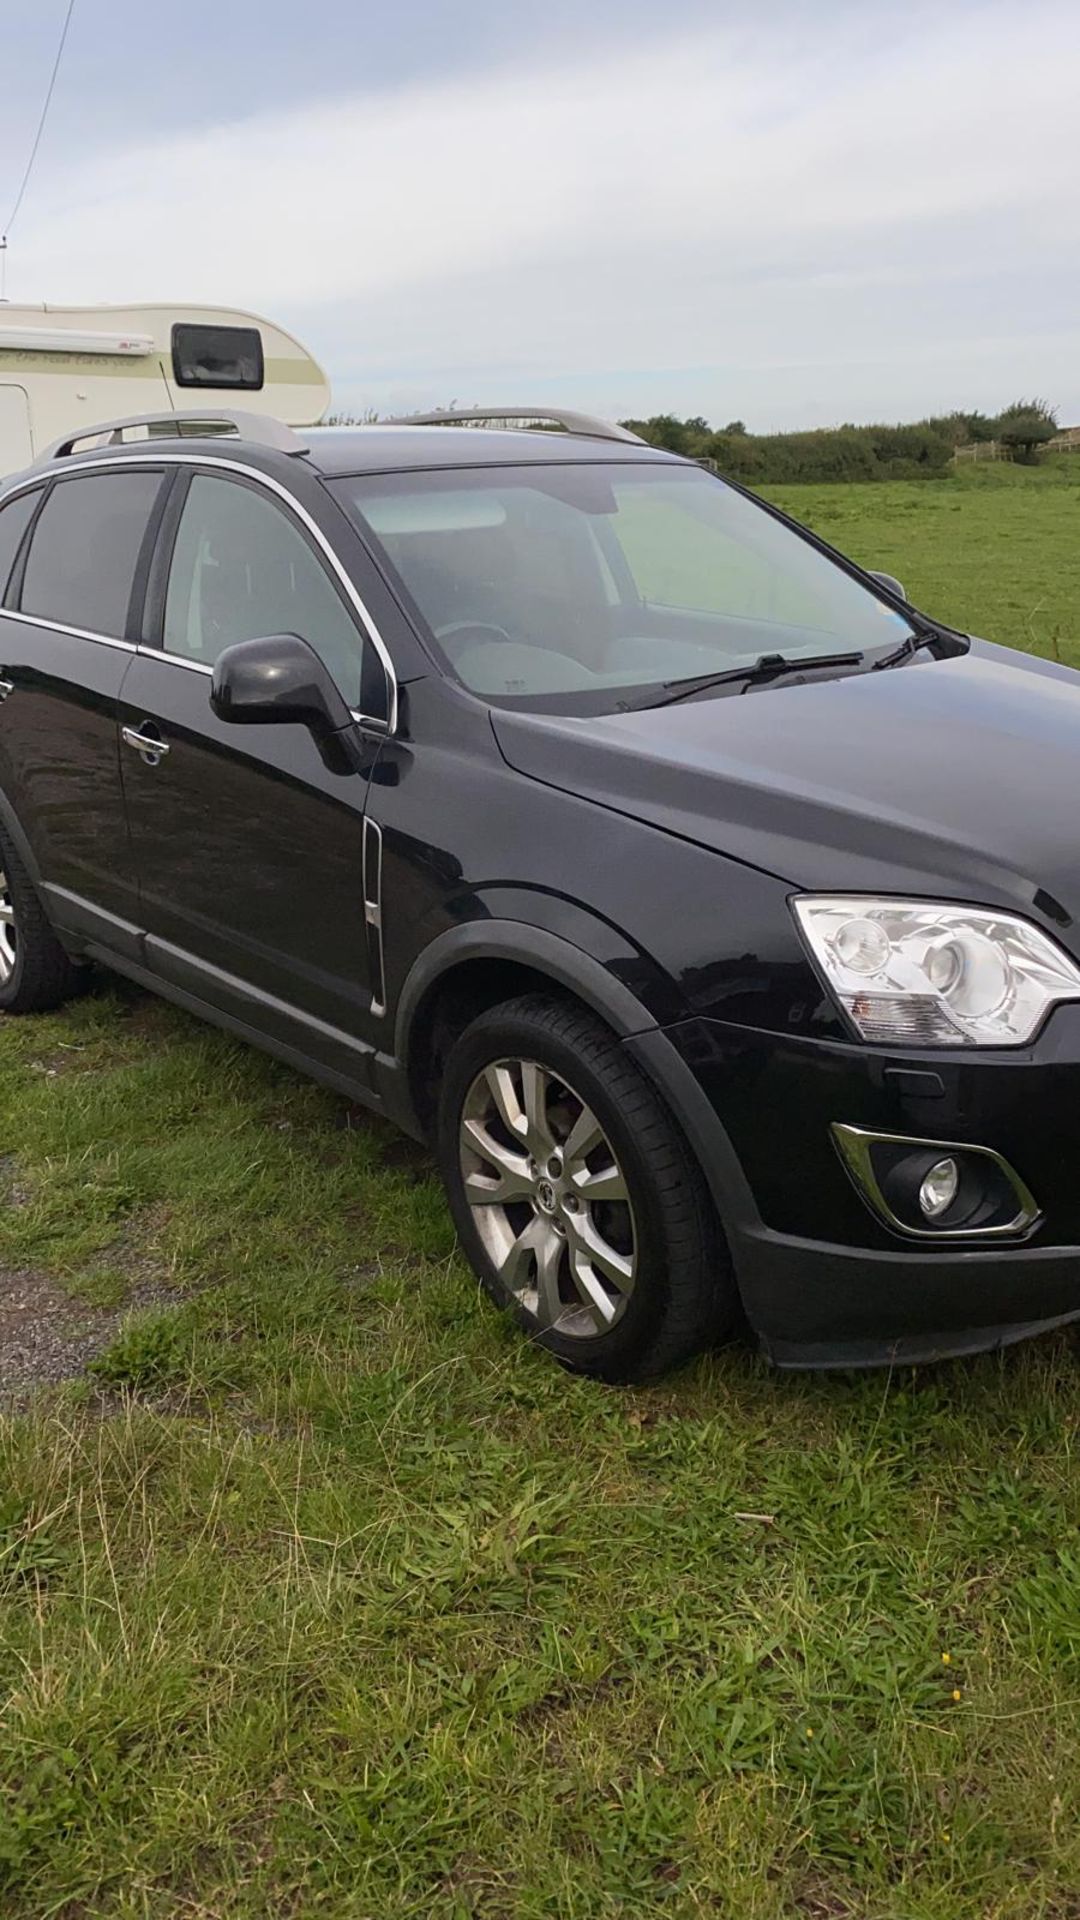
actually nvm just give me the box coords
[0,825,84,1014]
[437,993,736,1382]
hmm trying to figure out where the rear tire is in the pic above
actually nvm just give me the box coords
[0,825,85,1014]
[437,993,736,1382]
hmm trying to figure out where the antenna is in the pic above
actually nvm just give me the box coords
[1,0,78,297]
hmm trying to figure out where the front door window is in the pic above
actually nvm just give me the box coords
[163,472,371,709]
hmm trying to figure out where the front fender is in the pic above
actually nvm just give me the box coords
[0,785,44,890]
[392,917,663,1063]
[383,918,763,1254]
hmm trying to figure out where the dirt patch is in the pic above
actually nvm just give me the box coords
[378,1130,434,1173]
[791,1881,860,1919]
[100,1199,176,1291]
[24,1045,91,1078]
[0,1266,177,1402]
[0,1153,32,1209]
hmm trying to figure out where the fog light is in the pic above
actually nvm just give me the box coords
[918,1156,960,1220]
[832,1125,1042,1238]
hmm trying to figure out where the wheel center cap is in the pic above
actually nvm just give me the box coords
[535,1179,558,1215]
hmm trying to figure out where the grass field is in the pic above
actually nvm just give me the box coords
[2,462,1080,1918]
[766,459,1080,668]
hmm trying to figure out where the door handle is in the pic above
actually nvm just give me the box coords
[121,724,170,767]
[0,679,13,703]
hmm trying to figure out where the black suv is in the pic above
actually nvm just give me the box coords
[1,403,1077,1380]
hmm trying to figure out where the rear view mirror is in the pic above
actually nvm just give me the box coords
[869,569,907,602]
[210,633,363,771]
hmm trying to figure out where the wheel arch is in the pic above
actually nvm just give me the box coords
[389,921,762,1247]
[395,922,655,1131]
[0,788,44,892]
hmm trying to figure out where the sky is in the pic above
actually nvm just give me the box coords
[1,0,1077,431]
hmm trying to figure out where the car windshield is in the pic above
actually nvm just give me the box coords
[333,462,916,714]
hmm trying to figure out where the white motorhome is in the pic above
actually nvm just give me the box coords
[0,302,330,474]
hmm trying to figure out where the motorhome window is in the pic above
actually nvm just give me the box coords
[20,471,163,639]
[0,490,40,606]
[172,324,264,390]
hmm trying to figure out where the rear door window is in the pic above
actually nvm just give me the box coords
[0,488,40,605]
[19,470,164,639]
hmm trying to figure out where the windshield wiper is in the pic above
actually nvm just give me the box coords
[622,650,865,712]
[872,625,941,671]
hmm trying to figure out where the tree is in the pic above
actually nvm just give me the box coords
[926,410,997,446]
[619,414,713,458]
[994,398,1059,463]
[721,420,747,436]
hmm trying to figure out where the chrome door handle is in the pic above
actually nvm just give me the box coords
[121,725,170,766]
[0,679,13,703]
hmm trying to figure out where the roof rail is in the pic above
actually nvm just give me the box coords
[35,408,308,466]
[384,406,645,446]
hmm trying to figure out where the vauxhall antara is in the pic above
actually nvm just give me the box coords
[0,403,1077,1380]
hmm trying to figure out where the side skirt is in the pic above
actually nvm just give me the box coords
[83,941,388,1119]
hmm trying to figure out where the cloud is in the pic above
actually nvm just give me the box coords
[12,1,1080,426]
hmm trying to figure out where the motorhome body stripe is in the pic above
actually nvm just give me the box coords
[0,353,326,383]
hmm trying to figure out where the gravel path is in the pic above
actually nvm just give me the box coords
[0,1266,173,1400]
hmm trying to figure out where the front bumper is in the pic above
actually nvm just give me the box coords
[736,1226,1080,1368]
[657,1005,1080,1368]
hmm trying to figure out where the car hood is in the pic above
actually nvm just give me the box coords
[491,640,1080,926]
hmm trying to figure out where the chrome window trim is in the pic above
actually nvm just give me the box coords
[0,454,398,732]
[134,648,212,677]
[128,644,383,731]
[0,606,136,652]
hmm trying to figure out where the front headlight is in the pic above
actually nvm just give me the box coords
[793,897,1080,1045]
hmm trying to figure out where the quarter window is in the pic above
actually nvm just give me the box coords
[20,471,163,639]
[163,473,371,707]
[0,488,40,605]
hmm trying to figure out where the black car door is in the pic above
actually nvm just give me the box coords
[118,462,392,1090]
[0,466,168,960]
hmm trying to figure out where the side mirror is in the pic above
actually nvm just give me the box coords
[211,632,352,732]
[210,633,365,772]
[869,569,907,602]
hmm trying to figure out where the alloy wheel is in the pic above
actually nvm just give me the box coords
[459,1056,637,1337]
[0,869,16,984]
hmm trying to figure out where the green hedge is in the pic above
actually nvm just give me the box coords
[621,415,956,483]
